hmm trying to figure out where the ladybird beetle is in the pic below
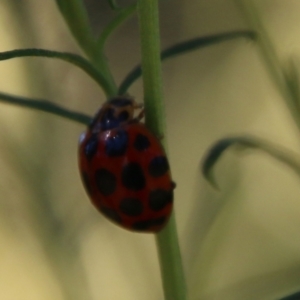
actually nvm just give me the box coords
[78,96,175,233]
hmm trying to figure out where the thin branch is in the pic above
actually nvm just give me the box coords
[0,91,92,125]
[0,49,115,97]
[119,30,256,94]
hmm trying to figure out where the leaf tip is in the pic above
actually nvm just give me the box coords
[202,138,236,189]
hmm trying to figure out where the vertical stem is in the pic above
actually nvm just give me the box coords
[137,0,187,299]
[137,0,165,136]
[156,214,187,300]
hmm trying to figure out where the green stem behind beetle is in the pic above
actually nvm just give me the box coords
[137,0,165,136]
[137,0,187,299]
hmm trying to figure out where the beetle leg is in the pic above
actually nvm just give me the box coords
[135,108,145,122]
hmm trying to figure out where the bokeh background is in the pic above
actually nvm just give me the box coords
[1,0,300,299]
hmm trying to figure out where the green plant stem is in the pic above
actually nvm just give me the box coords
[90,53,117,98]
[137,0,187,299]
[55,0,118,97]
[156,214,187,300]
[137,0,164,136]
[56,0,96,58]
[96,1,137,93]
[234,0,300,132]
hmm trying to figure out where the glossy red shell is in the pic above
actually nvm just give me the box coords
[78,120,174,233]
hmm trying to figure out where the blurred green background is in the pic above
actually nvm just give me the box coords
[1,0,300,299]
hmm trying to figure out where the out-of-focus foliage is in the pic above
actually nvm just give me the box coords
[1,0,300,300]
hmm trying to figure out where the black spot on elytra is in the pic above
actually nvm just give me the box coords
[105,130,128,156]
[132,216,166,231]
[148,156,169,177]
[134,134,150,151]
[95,168,117,196]
[122,162,145,190]
[84,134,98,161]
[81,172,93,196]
[100,206,122,224]
[149,189,173,211]
[120,198,143,216]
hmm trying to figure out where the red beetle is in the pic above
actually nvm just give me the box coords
[78,97,175,232]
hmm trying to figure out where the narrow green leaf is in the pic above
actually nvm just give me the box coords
[160,30,255,59]
[0,91,92,125]
[0,48,115,97]
[118,30,256,94]
[202,138,237,188]
[202,135,300,188]
[284,58,300,114]
[279,291,300,300]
